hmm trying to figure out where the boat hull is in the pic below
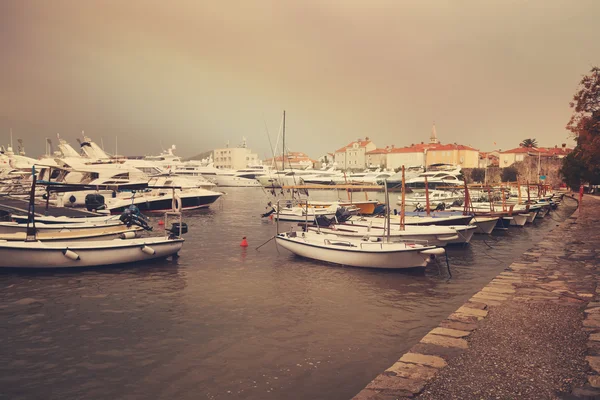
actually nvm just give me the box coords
[108,194,221,214]
[0,237,184,268]
[275,234,436,269]
[470,217,498,235]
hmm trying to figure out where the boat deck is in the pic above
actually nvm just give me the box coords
[0,196,101,218]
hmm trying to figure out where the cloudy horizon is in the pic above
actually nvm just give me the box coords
[1,0,599,159]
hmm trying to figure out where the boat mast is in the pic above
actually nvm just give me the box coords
[282,110,286,171]
[400,165,405,231]
[384,177,390,240]
[424,176,430,216]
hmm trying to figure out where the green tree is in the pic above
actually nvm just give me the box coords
[470,168,486,183]
[501,167,518,182]
[562,67,600,189]
[520,138,538,148]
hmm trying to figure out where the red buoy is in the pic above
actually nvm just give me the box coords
[158,220,165,226]
[240,237,248,247]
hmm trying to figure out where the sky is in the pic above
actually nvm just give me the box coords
[1,0,599,159]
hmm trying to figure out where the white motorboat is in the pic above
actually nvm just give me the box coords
[306,224,460,247]
[104,176,222,214]
[469,216,499,235]
[355,214,473,227]
[274,203,342,222]
[331,221,475,245]
[0,236,184,268]
[401,190,464,208]
[275,230,445,269]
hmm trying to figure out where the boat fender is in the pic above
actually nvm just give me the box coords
[69,195,76,204]
[141,245,156,255]
[420,248,446,260]
[172,193,183,212]
[120,231,137,239]
[62,249,80,261]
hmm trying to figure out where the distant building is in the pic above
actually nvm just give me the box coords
[387,144,428,171]
[333,137,377,170]
[499,144,572,167]
[425,144,479,168]
[479,151,500,168]
[264,151,316,170]
[213,139,259,169]
[366,147,389,169]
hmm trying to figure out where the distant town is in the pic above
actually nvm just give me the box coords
[211,124,572,173]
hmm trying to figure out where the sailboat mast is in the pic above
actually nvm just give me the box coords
[282,110,286,171]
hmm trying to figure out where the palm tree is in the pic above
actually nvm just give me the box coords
[520,138,538,148]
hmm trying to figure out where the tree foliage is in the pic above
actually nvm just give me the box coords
[470,168,486,183]
[501,167,518,182]
[562,67,600,188]
[520,138,538,148]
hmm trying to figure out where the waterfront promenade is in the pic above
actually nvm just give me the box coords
[354,195,600,399]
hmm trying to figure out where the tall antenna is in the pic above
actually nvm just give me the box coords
[10,128,13,149]
[115,136,118,157]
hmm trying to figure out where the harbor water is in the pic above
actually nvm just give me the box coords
[0,189,577,400]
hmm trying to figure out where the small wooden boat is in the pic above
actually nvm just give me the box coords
[276,230,445,269]
[0,226,143,242]
[0,236,184,268]
[305,224,460,247]
[0,220,126,234]
[11,213,118,225]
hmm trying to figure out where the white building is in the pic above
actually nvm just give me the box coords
[333,138,377,170]
[386,145,427,171]
[213,139,259,169]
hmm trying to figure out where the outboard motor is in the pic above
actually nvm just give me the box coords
[434,202,446,211]
[169,222,188,237]
[334,207,353,223]
[414,203,425,212]
[85,194,106,211]
[119,205,152,231]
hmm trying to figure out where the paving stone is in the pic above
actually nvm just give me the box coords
[482,286,515,295]
[409,343,465,360]
[447,313,479,324]
[572,386,600,398]
[463,301,487,310]
[455,306,488,318]
[590,333,600,342]
[468,298,503,307]
[420,333,468,349]
[584,317,600,328]
[399,353,448,369]
[471,292,508,301]
[386,361,439,381]
[587,356,600,373]
[365,373,425,395]
[429,327,470,338]
[589,376,600,388]
[439,320,478,332]
[586,307,600,314]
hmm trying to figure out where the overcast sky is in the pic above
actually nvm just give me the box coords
[1,0,599,159]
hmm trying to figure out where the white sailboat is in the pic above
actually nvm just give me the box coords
[275,230,444,269]
[272,168,446,269]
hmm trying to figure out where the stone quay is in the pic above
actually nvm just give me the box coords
[353,195,600,399]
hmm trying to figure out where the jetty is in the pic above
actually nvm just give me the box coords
[353,194,600,399]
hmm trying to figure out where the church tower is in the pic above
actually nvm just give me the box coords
[429,123,439,144]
